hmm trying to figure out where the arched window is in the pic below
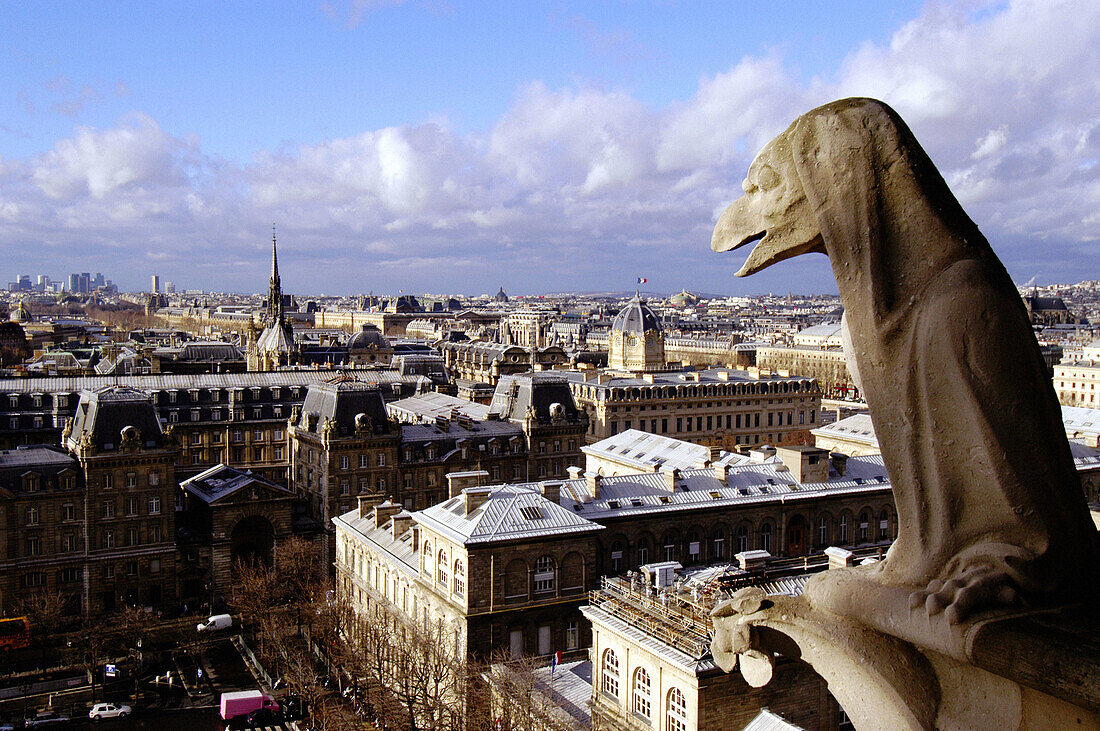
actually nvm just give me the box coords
[818,515,828,547]
[632,667,651,719]
[760,523,772,553]
[453,559,465,597]
[423,541,432,575]
[610,540,624,573]
[687,530,701,563]
[534,555,555,593]
[437,550,448,585]
[666,687,687,731]
[737,525,749,553]
[859,511,870,543]
[602,649,620,697]
[838,515,849,543]
[712,528,726,560]
[638,537,650,565]
[879,509,890,540]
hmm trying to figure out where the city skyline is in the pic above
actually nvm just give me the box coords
[2,1,1098,295]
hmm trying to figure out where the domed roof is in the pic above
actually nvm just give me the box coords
[348,324,388,351]
[10,300,30,323]
[611,295,661,335]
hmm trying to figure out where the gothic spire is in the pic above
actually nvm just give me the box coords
[266,224,284,325]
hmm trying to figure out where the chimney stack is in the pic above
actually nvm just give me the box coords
[464,486,492,515]
[585,470,602,500]
[541,481,562,503]
[661,466,681,492]
[447,470,489,498]
[358,493,385,519]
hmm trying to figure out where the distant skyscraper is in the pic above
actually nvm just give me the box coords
[165,281,176,294]
[151,274,160,294]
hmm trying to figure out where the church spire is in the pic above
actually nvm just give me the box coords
[266,224,284,325]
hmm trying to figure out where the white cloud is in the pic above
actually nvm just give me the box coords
[2,0,1099,292]
[31,113,190,199]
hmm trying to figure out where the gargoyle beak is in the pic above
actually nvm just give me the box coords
[711,192,822,277]
[711,194,770,277]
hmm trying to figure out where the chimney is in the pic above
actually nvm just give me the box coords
[661,466,681,492]
[713,462,730,483]
[358,493,385,519]
[374,500,401,526]
[464,486,492,515]
[447,470,489,498]
[831,452,849,477]
[825,546,854,570]
[709,446,723,463]
[541,481,562,503]
[435,415,450,432]
[392,510,413,540]
[566,466,583,480]
[585,470,602,500]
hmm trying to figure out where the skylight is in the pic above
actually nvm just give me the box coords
[519,506,545,521]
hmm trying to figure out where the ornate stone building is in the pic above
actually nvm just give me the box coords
[248,231,295,371]
[608,295,666,373]
[178,464,295,604]
[64,387,180,614]
[334,438,897,667]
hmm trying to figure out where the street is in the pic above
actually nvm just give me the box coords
[1,636,295,731]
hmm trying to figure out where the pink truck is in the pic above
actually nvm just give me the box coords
[219,690,280,725]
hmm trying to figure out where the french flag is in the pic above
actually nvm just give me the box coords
[551,650,562,674]
[637,277,647,284]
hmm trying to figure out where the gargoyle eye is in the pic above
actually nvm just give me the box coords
[755,164,781,192]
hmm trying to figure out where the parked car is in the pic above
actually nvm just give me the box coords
[23,712,69,727]
[245,708,281,726]
[89,703,131,721]
[196,613,233,632]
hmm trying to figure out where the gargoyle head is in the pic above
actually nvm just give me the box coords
[711,133,824,276]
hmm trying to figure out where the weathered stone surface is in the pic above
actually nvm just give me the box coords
[711,97,1100,729]
[713,97,1099,636]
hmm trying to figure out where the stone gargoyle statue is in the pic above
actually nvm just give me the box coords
[710,98,1100,729]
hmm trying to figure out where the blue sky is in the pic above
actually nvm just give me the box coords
[2,1,1098,296]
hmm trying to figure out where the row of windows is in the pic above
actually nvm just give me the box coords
[98,524,165,549]
[601,649,688,730]
[22,502,81,525]
[101,471,161,489]
[98,496,163,519]
[188,428,284,444]
[167,407,284,422]
[422,542,466,599]
[605,510,893,569]
[16,472,78,492]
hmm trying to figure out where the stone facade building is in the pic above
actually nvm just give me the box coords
[334,438,897,667]
[608,295,666,373]
[755,345,856,400]
[176,464,296,606]
[0,369,434,480]
[0,446,87,615]
[440,341,568,386]
[565,368,822,449]
[584,568,844,731]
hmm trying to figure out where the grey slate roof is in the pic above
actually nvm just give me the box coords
[0,368,425,394]
[388,392,491,423]
[67,386,164,451]
[584,428,750,472]
[414,485,603,546]
[297,380,392,436]
[489,373,581,423]
[611,295,661,335]
[810,413,879,448]
[181,463,293,504]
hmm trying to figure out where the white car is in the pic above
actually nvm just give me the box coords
[89,703,131,721]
